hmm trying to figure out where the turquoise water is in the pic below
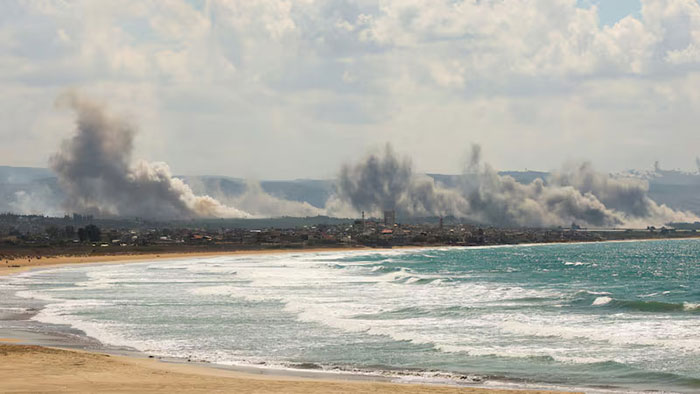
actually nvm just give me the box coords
[1,239,699,392]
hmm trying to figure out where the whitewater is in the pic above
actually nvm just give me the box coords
[1,239,698,393]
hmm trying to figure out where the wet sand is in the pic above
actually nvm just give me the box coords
[0,344,569,393]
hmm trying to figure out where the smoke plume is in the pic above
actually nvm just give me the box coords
[330,143,698,227]
[459,152,622,227]
[696,157,700,173]
[549,162,693,226]
[44,93,699,226]
[329,144,467,218]
[9,187,63,217]
[50,93,250,219]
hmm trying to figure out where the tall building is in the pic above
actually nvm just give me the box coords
[383,210,395,227]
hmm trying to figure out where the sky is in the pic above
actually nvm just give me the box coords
[1,0,699,180]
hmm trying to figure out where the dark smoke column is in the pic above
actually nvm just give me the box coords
[50,93,249,219]
[337,144,411,215]
[332,144,468,218]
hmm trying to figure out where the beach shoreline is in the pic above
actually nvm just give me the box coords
[0,342,571,393]
[3,239,696,393]
[3,235,698,277]
[0,245,577,393]
[1,325,580,393]
[0,245,409,277]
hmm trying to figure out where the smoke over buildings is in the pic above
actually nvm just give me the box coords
[329,144,467,218]
[330,143,698,227]
[458,150,623,227]
[22,93,700,227]
[50,93,250,219]
[548,163,694,226]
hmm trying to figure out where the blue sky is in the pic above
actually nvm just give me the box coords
[578,0,642,26]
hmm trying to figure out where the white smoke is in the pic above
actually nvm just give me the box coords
[231,181,326,217]
[9,187,63,217]
[182,177,326,218]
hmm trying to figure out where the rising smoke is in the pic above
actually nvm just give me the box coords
[33,93,700,226]
[330,143,698,227]
[696,157,700,173]
[328,144,467,218]
[549,162,692,226]
[50,93,250,219]
[459,150,623,227]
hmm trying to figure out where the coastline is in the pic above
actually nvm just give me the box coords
[3,235,698,277]
[0,343,568,393]
[0,245,573,393]
[2,239,696,393]
[0,246,406,277]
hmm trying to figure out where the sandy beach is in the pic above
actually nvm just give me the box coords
[0,343,569,393]
[0,247,576,393]
[0,247,384,276]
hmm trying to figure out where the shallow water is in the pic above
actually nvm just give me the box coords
[1,239,699,392]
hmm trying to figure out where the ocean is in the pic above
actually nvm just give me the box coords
[1,239,698,393]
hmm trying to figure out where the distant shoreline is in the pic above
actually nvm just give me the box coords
[0,245,392,277]
[2,234,699,277]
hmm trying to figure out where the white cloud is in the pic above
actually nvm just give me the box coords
[1,0,700,178]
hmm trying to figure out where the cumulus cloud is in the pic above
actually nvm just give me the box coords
[2,1,700,178]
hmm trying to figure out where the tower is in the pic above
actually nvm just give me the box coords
[383,210,395,227]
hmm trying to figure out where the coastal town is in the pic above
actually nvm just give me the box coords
[1,212,697,262]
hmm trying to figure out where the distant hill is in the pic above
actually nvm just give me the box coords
[428,171,549,188]
[645,172,700,215]
[260,179,335,208]
[0,166,54,184]
[1,166,699,216]
[178,176,335,208]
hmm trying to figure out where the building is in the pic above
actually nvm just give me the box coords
[383,210,395,227]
